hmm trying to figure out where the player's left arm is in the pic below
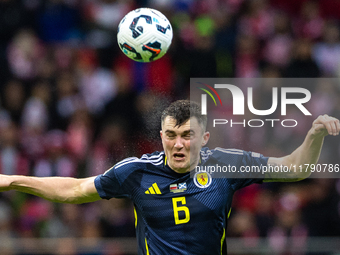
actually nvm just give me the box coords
[264,114,340,182]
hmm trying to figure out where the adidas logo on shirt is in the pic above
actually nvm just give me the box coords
[145,183,162,194]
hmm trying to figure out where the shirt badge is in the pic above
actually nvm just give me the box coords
[170,182,187,193]
[194,171,212,188]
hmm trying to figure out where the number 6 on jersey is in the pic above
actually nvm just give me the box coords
[172,197,190,225]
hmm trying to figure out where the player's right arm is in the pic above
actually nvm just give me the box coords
[0,175,101,204]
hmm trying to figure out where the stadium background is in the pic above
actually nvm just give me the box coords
[0,0,340,254]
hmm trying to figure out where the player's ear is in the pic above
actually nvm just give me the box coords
[160,130,163,139]
[201,132,210,146]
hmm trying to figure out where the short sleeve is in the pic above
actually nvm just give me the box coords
[94,157,139,199]
[231,151,269,190]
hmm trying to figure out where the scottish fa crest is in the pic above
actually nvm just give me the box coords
[194,172,212,188]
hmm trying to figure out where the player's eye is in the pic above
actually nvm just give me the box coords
[183,133,192,139]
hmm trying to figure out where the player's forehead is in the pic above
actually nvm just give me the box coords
[162,116,201,132]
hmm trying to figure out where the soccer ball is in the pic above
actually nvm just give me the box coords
[117,8,173,62]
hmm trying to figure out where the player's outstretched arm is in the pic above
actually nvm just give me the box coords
[264,115,340,182]
[0,175,101,204]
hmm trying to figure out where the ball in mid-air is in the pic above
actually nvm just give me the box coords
[117,8,173,62]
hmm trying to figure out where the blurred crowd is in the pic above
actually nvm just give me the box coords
[1,0,340,254]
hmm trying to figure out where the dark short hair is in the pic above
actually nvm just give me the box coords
[161,100,207,131]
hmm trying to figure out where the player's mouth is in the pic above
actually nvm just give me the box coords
[173,153,186,161]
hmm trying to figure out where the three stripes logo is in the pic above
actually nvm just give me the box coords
[145,183,162,194]
[197,82,222,115]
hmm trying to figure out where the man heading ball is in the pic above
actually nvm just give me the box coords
[0,100,339,254]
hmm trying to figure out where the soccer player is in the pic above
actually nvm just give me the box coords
[0,100,339,254]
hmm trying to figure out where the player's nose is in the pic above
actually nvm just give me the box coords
[174,136,184,149]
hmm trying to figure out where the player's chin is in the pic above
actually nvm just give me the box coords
[171,161,190,172]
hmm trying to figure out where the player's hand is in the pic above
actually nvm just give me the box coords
[312,114,340,137]
[0,174,12,192]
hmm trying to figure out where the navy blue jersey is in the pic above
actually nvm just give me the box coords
[95,147,268,255]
